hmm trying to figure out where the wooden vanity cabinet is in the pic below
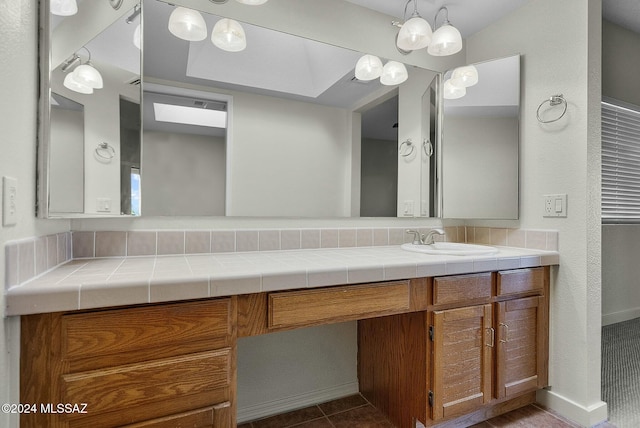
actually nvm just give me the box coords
[358,267,549,428]
[20,298,236,428]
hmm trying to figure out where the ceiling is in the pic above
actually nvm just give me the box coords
[603,0,640,34]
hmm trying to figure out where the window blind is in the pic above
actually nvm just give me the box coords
[602,101,640,222]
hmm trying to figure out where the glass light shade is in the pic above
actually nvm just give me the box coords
[380,61,408,86]
[355,55,383,81]
[133,24,141,49]
[451,65,478,87]
[72,63,103,89]
[63,73,93,94]
[51,0,78,16]
[428,24,463,56]
[235,0,268,4]
[212,18,247,52]
[443,79,465,99]
[168,7,208,41]
[396,16,432,51]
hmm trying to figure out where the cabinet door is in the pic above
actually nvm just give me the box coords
[431,304,493,421]
[495,296,548,399]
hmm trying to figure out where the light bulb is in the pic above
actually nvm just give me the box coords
[428,23,463,56]
[443,79,465,99]
[355,55,383,81]
[212,18,247,52]
[72,63,103,89]
[396,16,432,51]
[64,73,93,94]
[51,0,78,16]
[133,24,141,50]
[380,61,408,86]
[168,7,208,42]
[451,65,478,87]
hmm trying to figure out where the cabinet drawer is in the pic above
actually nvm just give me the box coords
[62,299,232,365]
[124,403,231,428]
[432,273,492,306]
[497,268,544,297]
[62,350,230,426]
[268,281,410,329]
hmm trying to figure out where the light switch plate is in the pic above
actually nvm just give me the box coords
[3,176,18,226]
[543,193,567,218]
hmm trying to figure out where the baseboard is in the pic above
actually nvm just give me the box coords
[237,381,360,423]
[602,307,640,326]
[536,389,608,427]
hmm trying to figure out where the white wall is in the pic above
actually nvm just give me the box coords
[0,2,71,427]
[228,91,352,217]
[601,21,640,325]
[142,131,226,216]
[49,107,84,213]
[466,0,605,425]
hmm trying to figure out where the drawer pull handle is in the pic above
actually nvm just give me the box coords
[499,323,509,343]
[486,327,495,347]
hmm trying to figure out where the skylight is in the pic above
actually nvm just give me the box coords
[153,103,227,128]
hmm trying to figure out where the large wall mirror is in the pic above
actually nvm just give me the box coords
[38,0,142,217]
[441,54,520,219]
[38,0,520,220]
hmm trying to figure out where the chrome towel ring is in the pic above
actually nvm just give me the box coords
[399,139,415,157]
[95,142,115,161]
[537,94,567,123]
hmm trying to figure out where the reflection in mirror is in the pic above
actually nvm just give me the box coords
[360,95,398,217]
[141,87,227,216]
[49,93,84,214]
[39,0,142,217]
[143,0,438,218]
[441,55,520,219]
[420,75,440,217]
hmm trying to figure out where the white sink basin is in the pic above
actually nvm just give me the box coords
[401,242,499,256]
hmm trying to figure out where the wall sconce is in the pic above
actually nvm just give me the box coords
[62,47,104,94]
[126,4,142,50]
[392,2,462,57]
[354,55,408,86]
[443,65,479,99]
[428,7,463,56]
[169,3,269,52]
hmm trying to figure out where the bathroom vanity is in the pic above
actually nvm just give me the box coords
[14,246,554,428]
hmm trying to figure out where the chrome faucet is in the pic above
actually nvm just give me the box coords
[405,228,445,245]
[423,228,445,244]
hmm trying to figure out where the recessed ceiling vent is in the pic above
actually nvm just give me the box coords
[209,0,229,3]
[127,77,141,86]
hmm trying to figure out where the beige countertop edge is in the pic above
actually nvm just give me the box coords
[5,246,559,317]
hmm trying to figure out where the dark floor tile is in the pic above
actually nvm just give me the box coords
[252,406,324,428]
[328,404,394,428]
[487,405,578,427]
[238,424,253,428]
[318,394,368,416]
[291,417,334,427]
[468,422,493,428]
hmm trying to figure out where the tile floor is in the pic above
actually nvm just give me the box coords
[238,394,616,428]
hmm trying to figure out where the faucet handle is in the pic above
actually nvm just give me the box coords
[405,229,423,245]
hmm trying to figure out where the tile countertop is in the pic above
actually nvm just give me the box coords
[5,245,559,316]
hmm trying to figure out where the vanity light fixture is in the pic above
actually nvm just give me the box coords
[450,64,478,88]
[394,0,432,52]
[211,18,247,52]
[443,79,465,99]
[428,7,463,56]
[380,61,409,86]
[235,0,269,4]
[62,47,104,94]
[51,0,78,16]
[127,4,142,50]
[168,7,208,41]
[354,54,383,81]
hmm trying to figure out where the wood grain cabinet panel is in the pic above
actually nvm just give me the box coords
[497,268,544,297]
[21,298,237,428]
[268,281,411,329]
[495,296,548,399]
[431,304,494,421]
[432,273,492,306]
